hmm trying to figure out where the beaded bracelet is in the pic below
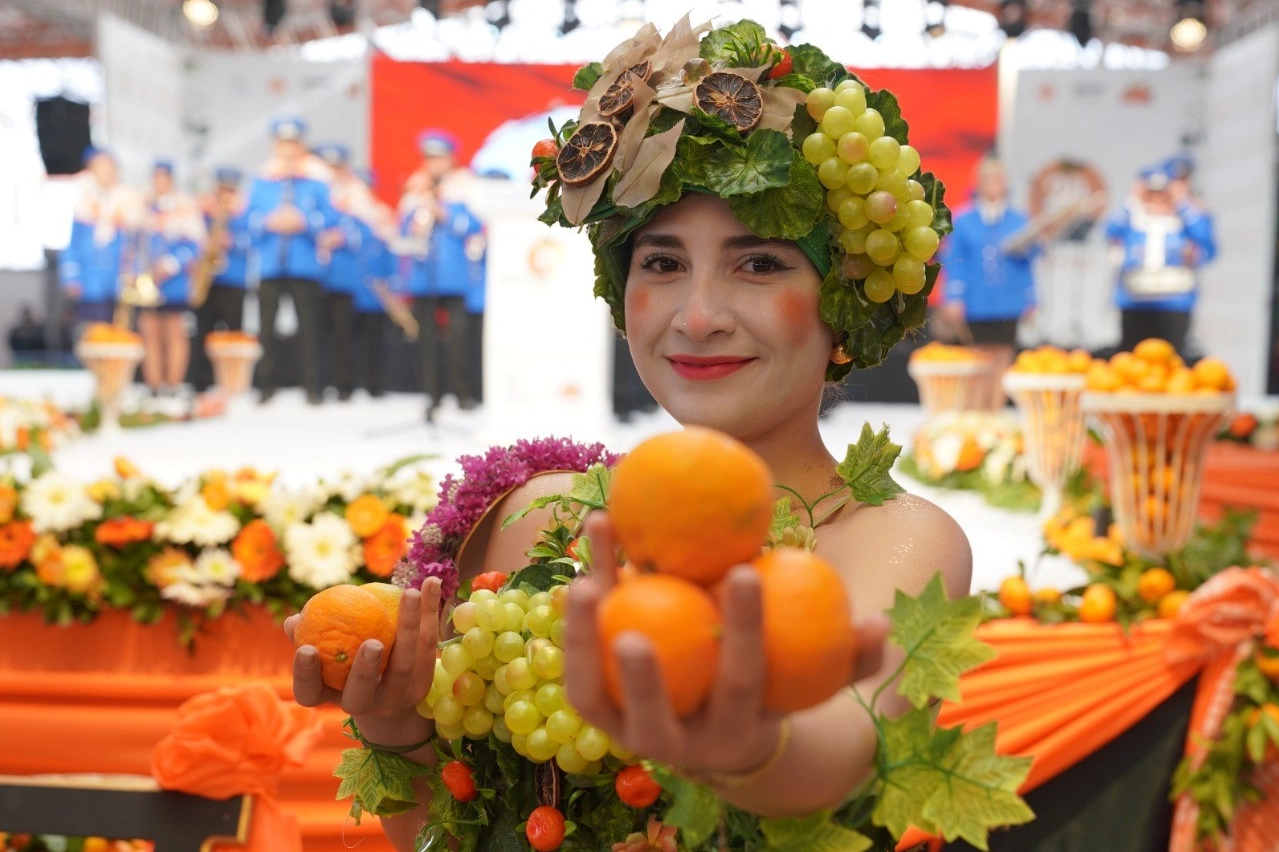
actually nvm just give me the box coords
[345,716,434,756]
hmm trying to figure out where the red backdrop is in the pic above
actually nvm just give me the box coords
[369,55,998,211]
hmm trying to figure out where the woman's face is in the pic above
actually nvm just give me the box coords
[623,193,833,442]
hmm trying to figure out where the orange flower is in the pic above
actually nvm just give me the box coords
[114,456,142,479]
[232,519,285,582]
[94,516,155,549]
[0,521,35,570]
[0,484,17,524]
[147,547,193,589]
[201,477,232,512]
[346,494,391,539]
[32,534,63,586]
[363,513,408,577]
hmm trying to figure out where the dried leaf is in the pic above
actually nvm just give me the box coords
[723,65,770,82]
[601,21,661,70]
[654,88,694,115]
[652,14,713,80]
[561,176,608,225]
[613,119,685,209]
[759,85,808,134]
[614,79,657,171]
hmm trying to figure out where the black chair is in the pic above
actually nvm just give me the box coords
[0,775,251,852]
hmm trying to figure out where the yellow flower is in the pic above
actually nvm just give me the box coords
[113,456,142,479]
[147,547,193,589]
[87,479,121,504]
[60,545,102,594]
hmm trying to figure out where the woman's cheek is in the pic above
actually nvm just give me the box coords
[775,289,821,347]
[625,288,651,330]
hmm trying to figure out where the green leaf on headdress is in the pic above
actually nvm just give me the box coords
[867,87,910,146]
[699,19,767,65]
[728,155,823,240]
[787,44,849,89]
[704,128,793,197]
[673,134,717,186]
[819,267,875,334]
[919,171,952,237]
[572,62,604,91]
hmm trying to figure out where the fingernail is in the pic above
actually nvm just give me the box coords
[298,646,318,666]
[362,642,382,661]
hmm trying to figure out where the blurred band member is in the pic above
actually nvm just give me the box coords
[353,192,401,399]
[315,143,370,402]
[191,166,254,392]
[246,117,338,405]
[59,148,137,331]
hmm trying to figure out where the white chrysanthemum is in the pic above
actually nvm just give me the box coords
[328,470,376,503]
[154,497,240,547]
[193,548,242,587]
[982,446,1014,485]
[284,512,359,588]
[929,433,964,477]
[262,486,327,531]
[21,471,103,533]
[161,581,232,608]
[389,469,438,514]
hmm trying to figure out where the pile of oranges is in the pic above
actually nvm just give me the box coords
[206,330,260,346]
[1085,338,1235,395]
[909,341,986,364]
[1008,345,1094,375]
[81,323,142,345]
[996,568,1187,625]
[604,427,858,714]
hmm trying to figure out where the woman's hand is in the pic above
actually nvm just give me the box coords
[564,514,887,777]
[285,577,443,746]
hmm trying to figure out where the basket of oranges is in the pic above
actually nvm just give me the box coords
[74,323,145,430]
[907,342,996,418]
[1081,338,1236,557]
[205,331,264,398]
[1002,346,1094,518]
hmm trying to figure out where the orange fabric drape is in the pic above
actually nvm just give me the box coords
[0,608,395,852]
[1199,443,1279,560]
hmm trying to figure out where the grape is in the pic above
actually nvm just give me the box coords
[416,696,434,719]
[505,656,538,690]
[463,704,495,738]
[837,226,872,256]
[884,205,911,233]
[841,253,875,279]
[853,108,885,140]
[836,131,870,164]
[820,105,857,138]
[904,226,940,261]
[524,605,556,639]
[504,700,542,735]
[499,589,530,610]
[550,619,566,649]
[474,598,505,632]
[548,585,569,615]
[575,725,611,761]
[534,682,566,717]
[837,197,869,230]
[525,637,553,662]
[609,739,638,763]
[434,695,465,726]
[492,664,513,695]
[501,602,526,634]
[867,136,900,170]
[846,162,878,194]
[525,726,558,762]
[546,708,582,744]
[555,742,590,774]
[897,144,921,177]
[901,201,931,231]
[451,601,478,633]
[511,733,528,756]
[806,87,836,120]
[864,229,900,265]
[527,591,551,611]
[492,715,514,743]
[504,689,536,711]
[864,269,896,303]
[472,654,499,680]
[864,191,898,225]
[893,256,927,294]
[906,179,926,201]
[452,671,487,706]
[533,645,566,680]
[817,157,850,190]
[802,132,836,166]
[834,83,867,115]
[494,631,526,663]
[484,682,506,714]
[441,643,474,677]
[435,720,465,742]
[875,170,909,199]
[826,186,853,214]
[469,589,498,606]
[462,626,495,659]
[583,760,604,776]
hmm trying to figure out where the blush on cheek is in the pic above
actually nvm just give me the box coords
[776,290,820,346]
[626,288,651,326]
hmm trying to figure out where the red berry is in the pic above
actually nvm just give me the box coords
[440,760,477,802]
[525,805,566,851]
[531,138,560,160]
[471,571,508,594]
[615,764,662,808]
[767,49,793,79]
[566,538,581,560]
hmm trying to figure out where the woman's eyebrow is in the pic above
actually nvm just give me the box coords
[632,233,683,249]
[722,234,795,251]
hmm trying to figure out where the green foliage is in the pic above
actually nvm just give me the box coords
[786,44,849,89]
[836,423,906,506]
[703,129,794,197]
[760,813,873,852]
[334,744,432,822]
[698,19,769,65]
[888,575,997,708]
[572,62,604,91]
[728,156,824,240]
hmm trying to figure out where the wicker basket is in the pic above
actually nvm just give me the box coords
[1003,372,1088,519]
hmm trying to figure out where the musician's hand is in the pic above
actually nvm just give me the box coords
[938,301,965,327]
[266,207,305,235]
[317,229,345,252]
[64,284,83,300]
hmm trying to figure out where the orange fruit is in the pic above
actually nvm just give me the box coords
[1136,567,1176,604]
[294,584,398,690]
[597,574,721,716]
[1133,338,1176,365]
[1034,586,1062,605]
[1085,364,1121,392]
[1166,368,1197,395]
[609,427,773,586]
[998,576,1033,616]
[1078,583,1117,623]
[752,547,856,712]
[1067,349,1094,373]
[1255,647,1279,682]
[1158,589,1190,619]
[361,581,404,631]
[1192,357,1234,392]
[954,436,984,472]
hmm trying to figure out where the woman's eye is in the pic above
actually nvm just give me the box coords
[637,254,681,273]
[743,253,793,274]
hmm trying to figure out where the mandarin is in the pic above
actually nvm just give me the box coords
[1078,583,1117,623]
[1133,338,1176,365]
[597,574,721,716]
[1137,568,1176,604]
[752,547,857,712]
[998,575,1033,616]
[1192,357,1234,392]
[294,584,398,690]
[609,427,773,586]
[361,582,404,631]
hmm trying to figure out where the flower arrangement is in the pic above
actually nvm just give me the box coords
[1218,409,1279,452]
[0,455,438,643]
[899,410,1043,512]
[0,835,152,852]
[0,398,79,456]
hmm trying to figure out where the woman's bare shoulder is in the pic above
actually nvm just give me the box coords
[456,471,580,583]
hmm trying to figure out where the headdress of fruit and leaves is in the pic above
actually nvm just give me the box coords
[532,17,952,380]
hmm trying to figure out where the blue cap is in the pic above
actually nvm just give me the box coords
[1139,165,1170,191]
[270,116,308,141]
[214,166,243,186]
[315,143,350,167]
[153,158,174,174]
[1162,154,1194,180]
[81,146,112,166]
[417,129,459,157]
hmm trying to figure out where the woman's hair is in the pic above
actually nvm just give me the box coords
[532,18,951,381]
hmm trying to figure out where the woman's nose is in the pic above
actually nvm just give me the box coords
[674,273,734,339]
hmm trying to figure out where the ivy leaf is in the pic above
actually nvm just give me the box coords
[919,171,952,238]
[569,464,611,508]
[786,44,848,89]
[769,496,801,540]
[888,574,996,708]
[501,494,564,529]
[674,134,719,186]
[866,87,909,146]
[573,62,604,91]
[704,129,793,197]
[874,711,1033,850]
[835,423,905,506]
[819,270,874,332]
[760,812,874,852]
[728,156,823,240]
[333,746,429,823]
[699,20,767,64]
[653,769,721,846]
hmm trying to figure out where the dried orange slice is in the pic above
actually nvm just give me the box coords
[556,122,619,186]
[694,71,764,132]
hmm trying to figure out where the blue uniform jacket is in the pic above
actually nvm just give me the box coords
[322,211,364,295]
[1104,203,1216,312]
[138,231,198,305]
[210,210,254,289]
[59,221,126,304]
[464,231,487,315]
[939,204,1039,322]
[245,175,337,282]
[401,201,483,298]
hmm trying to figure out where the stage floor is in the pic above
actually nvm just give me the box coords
[0,370,1086,596]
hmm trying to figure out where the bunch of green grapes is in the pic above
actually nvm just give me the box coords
[418,586,633,774]
[801,79,941,304]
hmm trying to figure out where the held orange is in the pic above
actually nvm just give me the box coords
[1077,583,1117,623]
[998,576,1033,616]
[752,547,857,713]
[597,574,721,716]
[1136,568,1176,604]
[608,427,774,586]
[361,581,404,631]
[293,584,398,690]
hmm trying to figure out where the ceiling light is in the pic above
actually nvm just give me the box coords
[1170,17,1207,51]
[183,0,219,28]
